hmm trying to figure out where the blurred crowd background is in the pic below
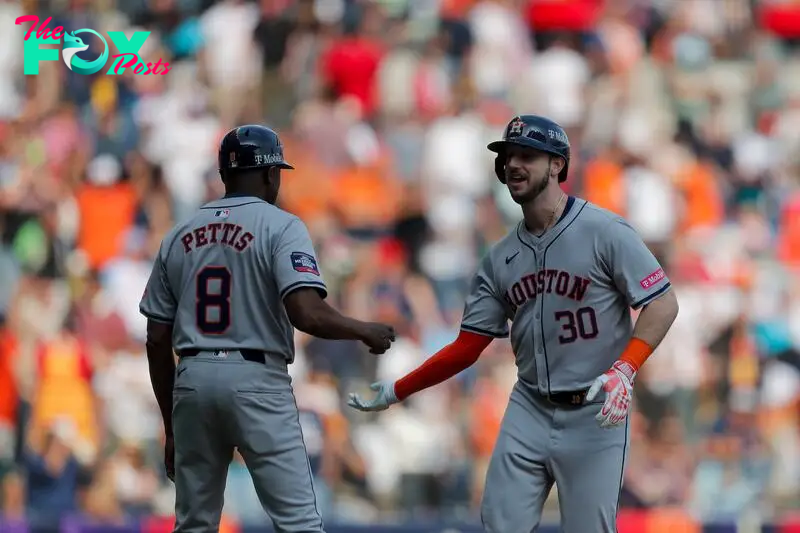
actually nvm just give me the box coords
[3,0,800,530]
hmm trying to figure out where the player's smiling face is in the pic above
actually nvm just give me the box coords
[504,145,552,204]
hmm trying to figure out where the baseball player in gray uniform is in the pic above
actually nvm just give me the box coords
[347,115,679,532]
[139,125,396,533]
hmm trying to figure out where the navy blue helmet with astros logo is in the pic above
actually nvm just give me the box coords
[218,124,294,173]
[488,115,571,183]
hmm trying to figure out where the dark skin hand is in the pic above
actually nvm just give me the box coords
[146,319,177,482]
[147,288,395,483]
[283,288,396,354]
[223,175,396,353]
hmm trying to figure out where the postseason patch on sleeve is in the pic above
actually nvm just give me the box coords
[291,252,320,276]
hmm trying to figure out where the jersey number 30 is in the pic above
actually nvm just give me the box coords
[555,307,598,344]
[196,266,232,335]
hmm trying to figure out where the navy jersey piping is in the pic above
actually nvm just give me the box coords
[540,201,588,396]
[631,282,672,310]
[200,200,264,209]
[614,417,630,531]
[280,280,328,300]
[461,324,508,338]
[140,310,174,324]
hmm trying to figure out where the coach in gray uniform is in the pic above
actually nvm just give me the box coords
[348,115,679,532]
[140,125,396,533]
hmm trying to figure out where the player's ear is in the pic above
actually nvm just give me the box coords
[550,156,565,178]
[266,166,281,188]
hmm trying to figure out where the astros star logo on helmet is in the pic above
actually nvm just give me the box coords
[509,117,525,136]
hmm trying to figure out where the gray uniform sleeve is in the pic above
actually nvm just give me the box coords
[139,240,177,323]
[602,218,671,310]
[273,217,328,300]
[460,255,509,338]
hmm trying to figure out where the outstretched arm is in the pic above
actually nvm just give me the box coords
[395,330,493,400]
[348,330,493,412]
[348,254,507,412]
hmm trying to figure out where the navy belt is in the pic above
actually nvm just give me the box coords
[540,388,590,407]
[179,349,266,364]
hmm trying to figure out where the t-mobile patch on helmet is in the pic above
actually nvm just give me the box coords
[291,252,320,275]
[640,268,665,289]
[255,153,284,165]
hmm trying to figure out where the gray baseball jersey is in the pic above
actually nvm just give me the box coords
[461,197,670,394]
[139,194,328,532]
[139,195,327,361]
[468,196,671,533]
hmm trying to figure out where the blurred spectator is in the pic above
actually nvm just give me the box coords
[29,315,98,463]
[107,442,159,518]
[689,412,771,521]
[22,419,88,529]
[74,155,138,271]
[319,2,386,119]
[0,316,18,470]
[1,470,27,533]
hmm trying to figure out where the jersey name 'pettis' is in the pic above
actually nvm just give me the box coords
[180,223,255,253]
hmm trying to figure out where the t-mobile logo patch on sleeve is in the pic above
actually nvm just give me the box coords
[640,268,665,289]
[291,252,320,275]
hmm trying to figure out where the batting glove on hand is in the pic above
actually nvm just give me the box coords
[586,361,636,428]
[347,381,398,412]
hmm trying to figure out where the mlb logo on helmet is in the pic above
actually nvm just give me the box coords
[229,152,237,167]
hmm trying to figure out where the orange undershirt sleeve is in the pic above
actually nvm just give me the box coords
[394,330,494,401]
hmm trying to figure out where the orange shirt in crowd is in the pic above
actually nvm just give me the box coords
[469,378,505,459]
[276,152,333,226]
[75,181,137,269]
[330,164,401,229]
[0,328,18,427]
[777,194,800,267]
[676,161,724,233]
[32,334,97,448]
[582,155,625,216]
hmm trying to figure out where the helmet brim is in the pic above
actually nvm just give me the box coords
[487,138,551,154]
[218,162,294,171]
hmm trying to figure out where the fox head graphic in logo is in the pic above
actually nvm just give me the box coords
[61,29,108,75]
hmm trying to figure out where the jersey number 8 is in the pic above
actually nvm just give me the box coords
[196,266,232,335]
[555,307,598,344]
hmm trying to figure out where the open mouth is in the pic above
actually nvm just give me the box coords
[507,173,527,184]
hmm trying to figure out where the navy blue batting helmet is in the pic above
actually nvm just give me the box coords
[218,124,294,172]
[488,115,570,183]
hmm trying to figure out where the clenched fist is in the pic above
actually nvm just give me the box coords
[358,322,396,354]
